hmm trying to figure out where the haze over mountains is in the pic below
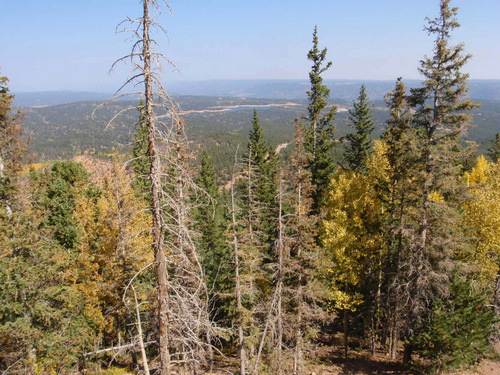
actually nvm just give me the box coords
[11,78,500,173]
[13,79,500,107]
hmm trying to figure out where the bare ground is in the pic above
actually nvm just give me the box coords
[204,335,500,375]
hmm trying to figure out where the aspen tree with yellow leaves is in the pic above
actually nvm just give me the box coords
[464,156,500,313]
[322,141,388,358]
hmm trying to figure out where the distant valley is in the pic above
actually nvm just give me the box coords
[13,79,500,106]
[13,79,500,177]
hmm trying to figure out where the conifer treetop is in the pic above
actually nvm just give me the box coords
[344,85,375,173]
[412,0,478,141]
[306,26,336,131]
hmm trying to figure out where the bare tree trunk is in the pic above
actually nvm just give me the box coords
[343,309,348,359]
[206,330,214,373]
[371,266,383,357]
[142,1,171,373]
[230,148,246,375]
[293,325,302,375]
[389,320,399,360]
[276,172,284,375]
[132,285,151,375]
[253,287,279,375]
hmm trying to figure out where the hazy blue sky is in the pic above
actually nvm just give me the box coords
[1,0,499,92]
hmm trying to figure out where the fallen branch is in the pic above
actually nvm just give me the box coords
[82,341,155,358]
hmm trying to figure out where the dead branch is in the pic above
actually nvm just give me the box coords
[82,341,156,358]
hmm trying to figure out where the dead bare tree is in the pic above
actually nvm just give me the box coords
[112,2,174,373]
[93,1,219,374]
[158,116,221,374]
[229,146,248,375]
[275,170,285,375]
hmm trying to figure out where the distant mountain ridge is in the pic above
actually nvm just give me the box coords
[168,79,500,101]
[13,79,500,106]
[13,91,111,107]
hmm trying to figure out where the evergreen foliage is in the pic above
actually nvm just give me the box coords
[304,26,336,208]
[0,73,28,216]
[282,119,329,372]
[0,224,97,373]
[32,161,97,250]
[0,76,97,373]
[410,273,496,373]
[382,78,415,178]
[385,0,479,365]
[193,151,233,320]
[487,132,500,162]
[343,85,375,173]
[241,109,279,247]
[379,78,420,359]
[0,162,100,373]
[132,100,151,195]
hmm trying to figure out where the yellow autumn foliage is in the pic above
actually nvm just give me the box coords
[71,156,154,337]
[94,156,153,334]
[464,155,489,185]
[321,141,389,311]
[429,191,445,203]
[73,184,105,330]
[463,156,500,282]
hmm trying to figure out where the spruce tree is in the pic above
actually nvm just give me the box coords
[1,161,101,372]
[344,85,375,173]
[401,0,479,364]
[487,132,500,162]
[304,26,336,208]
[131,100,151,195]
[380,78,419,359]
[32,161,95,250]
[285,119,328,373]
[0,219,97,373]
[0,73,28,216]
[410,273,496,373]
[193,151,232,320]
[241,109,278,248]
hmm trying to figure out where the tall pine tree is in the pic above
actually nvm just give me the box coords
[380,78,419,359]
[241,109,279,249]
[0,73,28,217]
[304,26,336,209]
[193,151,233,322]
[487,132,500,162]
[401,0,479,364]
[343,85,375,173]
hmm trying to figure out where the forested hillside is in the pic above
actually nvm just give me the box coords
[14,79,500,106]
[17,96,500,177]
[1,1,500,375]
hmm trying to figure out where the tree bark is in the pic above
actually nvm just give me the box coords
[132,285,151,375]
[143,1,171,374]
[231,149,246,375]
[343,309,348,359]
